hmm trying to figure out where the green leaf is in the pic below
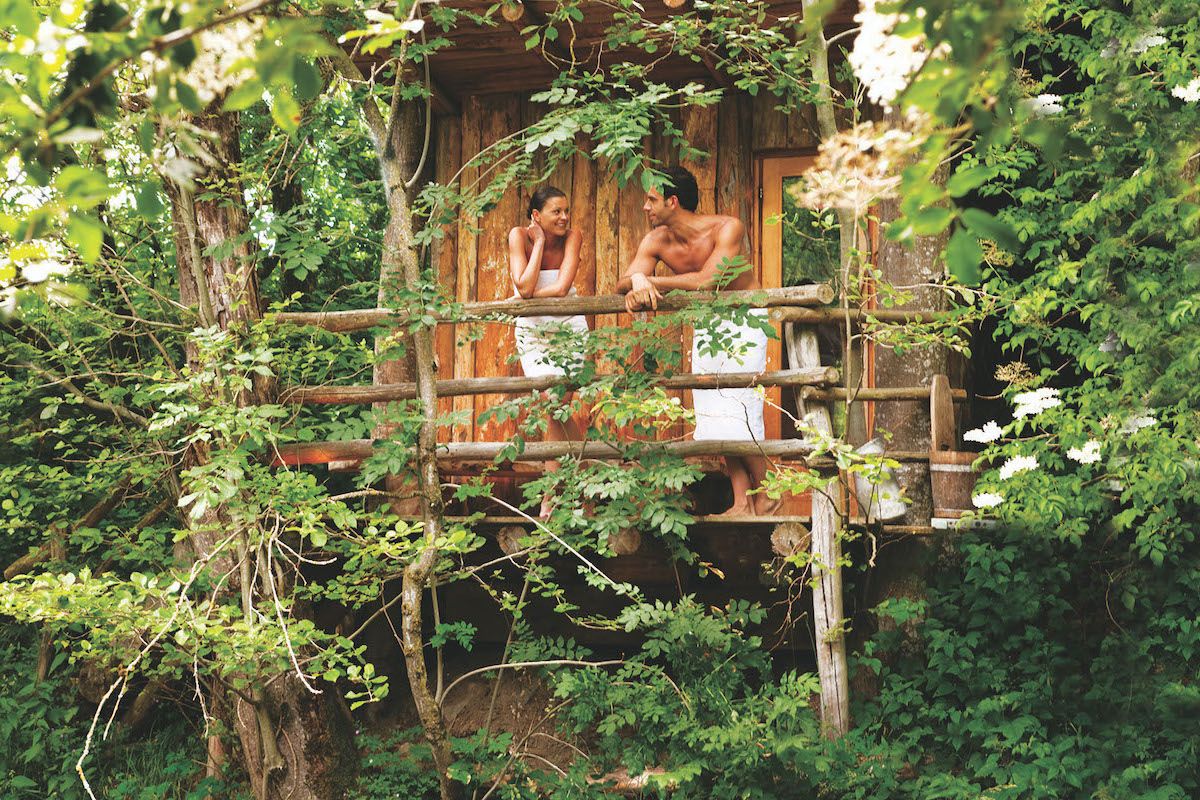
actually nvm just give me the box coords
[138,119,156,154]
[55,166,110,209]
[962,208,1019,251]
[135,182,164,218]
[947,165,997,197]
[945,228,983,285]
[67,214,104,263]
[176,80,205,114]
[223,79,264,112]
[270,87,302,135]
[3,0,37,35]
[910,205,955,236]
[293,59,322,103]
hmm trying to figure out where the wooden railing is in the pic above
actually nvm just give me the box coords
[271,282,969,741]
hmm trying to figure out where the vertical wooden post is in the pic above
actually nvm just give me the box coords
[793,325,850,737]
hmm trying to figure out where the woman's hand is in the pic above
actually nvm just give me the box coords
[527,221,546,243]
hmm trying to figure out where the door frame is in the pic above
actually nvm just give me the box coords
[756,152,878,441]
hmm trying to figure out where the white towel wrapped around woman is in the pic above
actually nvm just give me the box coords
[514,270,590,377]
[691,308,768,440]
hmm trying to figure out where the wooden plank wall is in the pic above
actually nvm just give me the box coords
[432,91,817,444]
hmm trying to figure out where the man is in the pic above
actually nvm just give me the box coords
[617,166,777,516]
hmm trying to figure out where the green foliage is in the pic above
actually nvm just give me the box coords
[843,527,1200,799]
[554,597,825,799]
[4,0,1200,796]
[0,627,232,799]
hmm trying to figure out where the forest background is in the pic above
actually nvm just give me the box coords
[2,0,1200,798]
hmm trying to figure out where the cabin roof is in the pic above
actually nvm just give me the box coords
[350,0,858,112]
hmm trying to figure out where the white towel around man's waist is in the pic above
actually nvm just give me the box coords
[513,271,590,378]
[691,308,769,441]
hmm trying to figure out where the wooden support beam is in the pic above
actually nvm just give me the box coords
[801,386,968,403]
[429,76,459,117]
[771,306,953,325]
[272,284,835,333]
[272,439,934,468]
[417,514,936,535]
[791,321,850,737]
[501,0,573,65]
[282,367,839,404]
[699,50,733,89]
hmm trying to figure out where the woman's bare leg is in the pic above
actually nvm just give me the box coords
[538,392,579,518]
[715,456,755,516]
[746,455,782,515]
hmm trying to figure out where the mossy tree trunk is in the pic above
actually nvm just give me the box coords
[167,107,358,800]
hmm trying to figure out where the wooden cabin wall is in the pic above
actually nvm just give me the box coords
[432,92,820,444]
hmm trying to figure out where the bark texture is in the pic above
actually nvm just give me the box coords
[855,126,958,701]
[166,108,358,800]
[334,45,458,798]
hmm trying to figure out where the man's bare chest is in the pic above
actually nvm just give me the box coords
[658,238,714,274]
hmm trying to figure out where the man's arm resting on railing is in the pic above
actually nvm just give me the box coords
[617,236,665,312]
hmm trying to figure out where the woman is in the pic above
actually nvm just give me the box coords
[508,185,590,518]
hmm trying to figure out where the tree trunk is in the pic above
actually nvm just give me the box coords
[373,95,425,516]
[166,107,358,800]
[854,119,957,699]
[340,54,460,797]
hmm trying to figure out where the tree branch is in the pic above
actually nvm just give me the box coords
[17,362,150,426]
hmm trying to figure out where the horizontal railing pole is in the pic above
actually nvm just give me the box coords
[271,439,932,467]
[431,514,937,534]
[272,285,835,332]
[801,386,968,402]
[770,307,954,325]
[282,367,840,404]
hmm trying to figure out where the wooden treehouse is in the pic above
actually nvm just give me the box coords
[274,0,977,735]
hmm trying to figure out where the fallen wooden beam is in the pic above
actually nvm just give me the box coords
[282,367,839,404]
[4,477,132,580]
[271,285,835,333]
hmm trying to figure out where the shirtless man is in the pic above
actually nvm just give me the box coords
[617,167,776,516]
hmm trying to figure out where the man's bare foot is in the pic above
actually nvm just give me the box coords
[753,494,783,516]
[539,497,556,520]
[713,501,755,518]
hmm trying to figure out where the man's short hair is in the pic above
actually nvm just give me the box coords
[660,166,699,212]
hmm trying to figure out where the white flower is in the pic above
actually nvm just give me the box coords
[0,288,16,318]
[964,420,1003,443]
[1129,30,1167,53]
[1099,332,1124,353]
[971,492,1004,509]
[21,259,67,283]
[1173,77,1200,103]
[849,0,945,109]
[179,19,263,105]
[998,455,1039,480]
[1120,412,1156,433]
[1013,387,1061,418]
[1021,94,1064,117]
[1066,439,1102,465]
